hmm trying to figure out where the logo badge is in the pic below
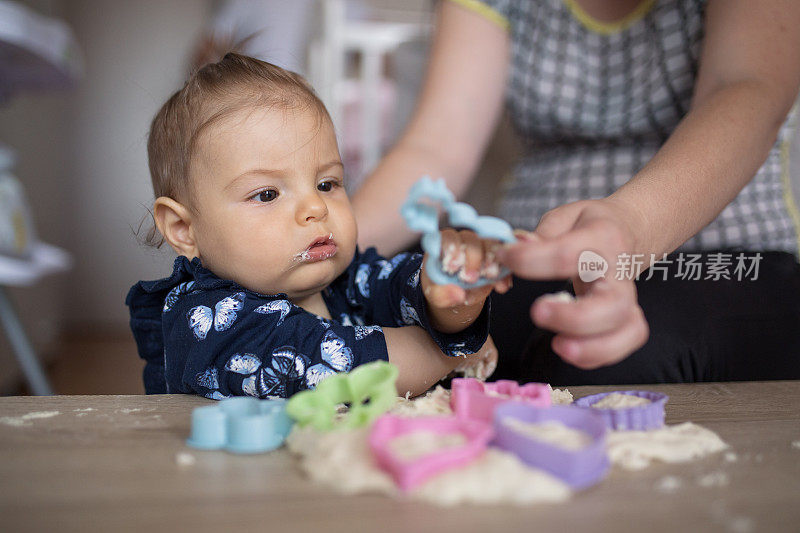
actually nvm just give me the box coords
[578,250,608,282]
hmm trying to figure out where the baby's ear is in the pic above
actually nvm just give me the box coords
[153,197,198,259]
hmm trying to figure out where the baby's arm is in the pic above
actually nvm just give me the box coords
[383,326,492,397]
[422,229,512,334]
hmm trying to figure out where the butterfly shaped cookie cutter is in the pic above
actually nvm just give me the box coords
[573,390,668,431]
[400,176,516,289]
[285,361,398,431]
[492,403,610,489]
[450,377,552,423]
[186,397,293,454]
[368,414,494,492]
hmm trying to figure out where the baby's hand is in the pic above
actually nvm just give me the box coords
[422,229,512,314]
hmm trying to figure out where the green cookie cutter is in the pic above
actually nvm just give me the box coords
[286,361,399,431]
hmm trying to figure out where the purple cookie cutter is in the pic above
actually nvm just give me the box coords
[573,390,668,431]
[492,403,609,489]
[450,378,551,423]
[369,415,494,492]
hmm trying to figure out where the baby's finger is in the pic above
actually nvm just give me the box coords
[493,274,513,294]
[460,231,483,284]
[479,240,502,281]
[440,229,465,275]
[425,282,467,308]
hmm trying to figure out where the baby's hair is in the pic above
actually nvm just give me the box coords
[142,52,329,247]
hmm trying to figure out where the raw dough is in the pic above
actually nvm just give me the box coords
[287,385,728,505]
[539,291,576,303]
[287,391,573,505]
[413,449,570,506]
[389,431,467,461]
[606,422,728,470]
[502,418,591,451]
[592,393,652,409]
[549,385,574,405]
[286,424,571,506]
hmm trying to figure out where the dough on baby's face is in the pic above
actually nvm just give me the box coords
[502,418,592,451]
[592,393,651,409]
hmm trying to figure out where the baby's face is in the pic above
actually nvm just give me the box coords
[187,105,357,299]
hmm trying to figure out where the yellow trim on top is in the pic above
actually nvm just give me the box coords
[446,0,510,31]
[563,0,656,35]
[780,128,800,258]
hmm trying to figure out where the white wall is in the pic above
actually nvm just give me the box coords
[60,0,210,327]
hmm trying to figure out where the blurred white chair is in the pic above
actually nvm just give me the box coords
[308,0,428,182]
[0,1,79,395]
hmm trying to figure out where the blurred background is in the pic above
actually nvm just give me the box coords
[3,1,799,396]
[0,0,520,395]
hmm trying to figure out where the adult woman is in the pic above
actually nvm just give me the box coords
[352,0,800,384]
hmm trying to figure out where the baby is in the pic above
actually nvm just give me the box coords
[127,53,510,399]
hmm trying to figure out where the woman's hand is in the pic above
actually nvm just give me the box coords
[497,198,650,369]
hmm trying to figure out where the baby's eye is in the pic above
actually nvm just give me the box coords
[251,189,278,203]
[317,179,339,192]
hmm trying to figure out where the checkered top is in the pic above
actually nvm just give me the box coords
[473,0,799,254]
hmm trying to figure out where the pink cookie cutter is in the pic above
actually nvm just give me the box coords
[451,378,551,423]
[368,415,493,492]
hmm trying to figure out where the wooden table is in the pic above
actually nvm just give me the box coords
[1,382,798,532]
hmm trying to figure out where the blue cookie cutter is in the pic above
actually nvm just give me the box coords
[400,176,516,289]
[186,397,293,453]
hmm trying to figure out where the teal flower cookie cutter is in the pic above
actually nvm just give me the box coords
[400,176,516,289]
[186,397,293,454]
[285,360,398,431]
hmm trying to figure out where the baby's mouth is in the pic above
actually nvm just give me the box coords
[295,233,337,263]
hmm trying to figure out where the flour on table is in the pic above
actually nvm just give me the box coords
[389,431,466,461]
[502,419,591,451]
[654,475,683,493]
[0,411,60,427]
[606,422,728,470]
[791,440,800,450]
[696,471,729,488]
[592,393,651,409]
[175,452,196,467]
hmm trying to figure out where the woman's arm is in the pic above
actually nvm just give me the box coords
[352,1,510,255]
[611,0,800,262]
[498,0,800,370]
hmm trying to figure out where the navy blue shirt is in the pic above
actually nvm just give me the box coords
[126,248,490,399]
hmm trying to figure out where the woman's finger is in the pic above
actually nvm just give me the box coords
[497,218,627,281]
[531,278,637,336]
[550,306,649,369]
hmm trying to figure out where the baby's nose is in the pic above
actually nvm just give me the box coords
[298,193,328,223]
